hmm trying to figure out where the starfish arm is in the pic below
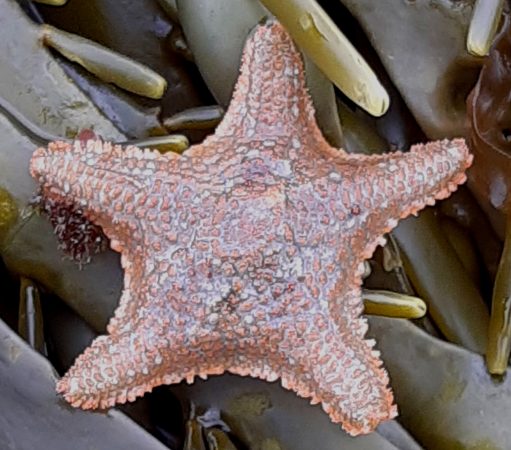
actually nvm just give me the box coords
[222,310,396,436]
[57,249,212,408]
[299,318,396,436]
[331,139,472,260]
[30,140,181,245]
[291,282,396,435]
[56,329,185,409]
[313,322,397,436]
[213,21,323,145]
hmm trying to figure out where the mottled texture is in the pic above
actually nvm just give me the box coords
[30,21,472,436]
[31,189,108,264]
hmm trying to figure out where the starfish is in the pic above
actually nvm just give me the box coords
[30,20,472,436]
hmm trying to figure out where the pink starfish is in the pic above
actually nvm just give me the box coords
[30,21,471,435]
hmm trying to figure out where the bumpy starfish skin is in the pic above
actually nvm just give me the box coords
[30,22,472,436]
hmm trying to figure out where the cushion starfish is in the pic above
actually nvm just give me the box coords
[30,20,472,436]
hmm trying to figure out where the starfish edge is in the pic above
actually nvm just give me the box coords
[56,358,397,436]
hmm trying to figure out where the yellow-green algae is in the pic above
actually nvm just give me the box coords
[228,392,272,418]
[184,419,207,450]
[340,0,482,139]
[260,439,283,450]
[467,0,505,56]
[440,187,501,280]
[486,214,511,374]
[362,289,426,319]
[0,94,189,152]
[33,0,68,5]
[0,96,60,144]
[422,435,502,450]
[163,106,224,132]
[0,187,18,243]
[121,134,190,154]
[439,377,467,403]
[205,428,238,450]
[369,317,510,450]
[40,25,167,99]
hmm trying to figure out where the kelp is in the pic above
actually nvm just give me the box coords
[155,0,179,23]
[341,0,482,139]
[33,0,67,5]
[37,0,208,139]
[0,0,124,332]
[163,106,224,132]
[468,12,511,373]
[0,317,169,450]
[393,209,489,354]
[17,277,45,353]
[171,375,405,450]
[486,215,511,374]
[467,0,506,56]
[183,410,239,450]
[362,289,427,320]
[41,24,168,99]
[440,217,482,285]
[440,187,501,281]
[370,317,511,450]
[468,13,511,238]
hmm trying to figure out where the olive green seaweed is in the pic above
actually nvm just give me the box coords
[369,317,511,450]
[38,0,205,138]
[362,289,427,319]
[41,24,167,99]
[0,0,124,331]
[440,187,501,280]
[172,375,403,449]
[393,210,489,354]
[260,0,389,117]
[0,318,169,449]
[163,105,224,132]
[467,0,505,56]
[119,134,190,153]
[0,96,61,144]
[33,0,67,5]
[205,428,238,450]
[0,93,189,153]
[440,217,481,286]
[340,0,481,139]
[336,99,386,155]
[184,418,208,450]
[0,186,17,243]
[486,214,511,374]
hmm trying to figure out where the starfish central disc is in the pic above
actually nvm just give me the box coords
[30,21,472,436]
